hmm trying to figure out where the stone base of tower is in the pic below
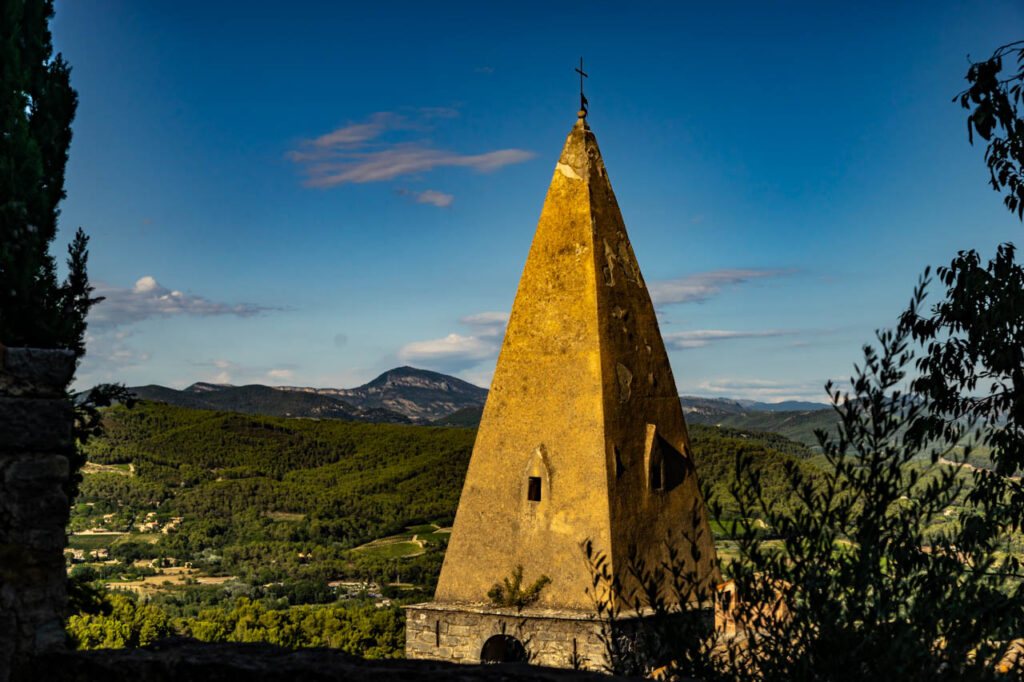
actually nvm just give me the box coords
[404,602,610,671]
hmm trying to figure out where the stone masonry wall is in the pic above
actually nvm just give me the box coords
[0,346,76,682]
[406,604,608,671]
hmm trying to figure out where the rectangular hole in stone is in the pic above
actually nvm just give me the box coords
[527,476,542,501]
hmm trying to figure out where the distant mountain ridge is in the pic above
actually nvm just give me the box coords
[129,383,412,423]
[679,396,829,417]
[130,368,832,433]
[735,398,831,412]
[130,366,487,423]
[681,400,837,450]
[273,366,487,421]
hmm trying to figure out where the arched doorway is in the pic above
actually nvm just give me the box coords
[480,634,527,663]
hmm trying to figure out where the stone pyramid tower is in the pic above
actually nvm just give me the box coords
[406,111,718,669]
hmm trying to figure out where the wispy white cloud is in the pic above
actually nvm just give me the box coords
[664,329,794,349]
[397,310,510,373]
[416,189,454,207]
[287,109,534,187]
[458,311,509,338]
[301,147,534,186]
[74,278,277,389]
[398,188,454,207]
[74,331,152,387]
[461,368,496,389]
[699,378,793,391]
[304,112,399,150]
[89,276,273,329]
[686,377,834,403]
[649,269,795,306]
[398,333,498,372]
[189,359,299,386]
[190,358,239,385]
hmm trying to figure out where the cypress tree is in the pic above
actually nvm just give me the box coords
[0,0,99,355]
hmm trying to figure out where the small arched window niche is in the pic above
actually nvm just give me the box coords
[643,424,692,494]
[524,444,551,506]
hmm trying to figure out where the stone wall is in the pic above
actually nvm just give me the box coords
[25,639,628,682]
[405,603,608,671]
[0,346,77,682]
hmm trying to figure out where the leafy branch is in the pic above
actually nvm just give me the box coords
[956,40,1024,219]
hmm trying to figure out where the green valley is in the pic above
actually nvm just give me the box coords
[67,400,981,656]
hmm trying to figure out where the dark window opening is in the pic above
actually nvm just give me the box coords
[527,476,542,501]
[435,619,440,646]
[648,433,692,493]
[651,462,663,491]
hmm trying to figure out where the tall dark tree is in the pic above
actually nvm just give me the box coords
[1,0,130,502]
[0,0,100,354]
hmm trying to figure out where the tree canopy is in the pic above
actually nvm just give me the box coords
[0,0,101,353]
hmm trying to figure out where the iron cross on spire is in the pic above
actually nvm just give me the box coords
[575,57,589,116]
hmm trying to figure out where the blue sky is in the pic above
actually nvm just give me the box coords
[52,1,1023,402]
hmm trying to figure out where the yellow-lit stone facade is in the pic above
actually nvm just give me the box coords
[407,113,718,670]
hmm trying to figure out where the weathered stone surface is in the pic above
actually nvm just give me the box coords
[406,604,610,671]
[6,487,69,527]
[0,544,63,585]
[31,619,65,652]
[0,349,76,682]
[15,640,630,682]
[24,528,66,552]
[0,347,75,398]
[4,455,68,484]
[0,612,14,682]
[0,398,73,452]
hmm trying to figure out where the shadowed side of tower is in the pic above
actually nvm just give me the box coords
[585,123,720,607]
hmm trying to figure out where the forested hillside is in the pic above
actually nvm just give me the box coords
[73,401,816,582]
[80,402,474,552]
